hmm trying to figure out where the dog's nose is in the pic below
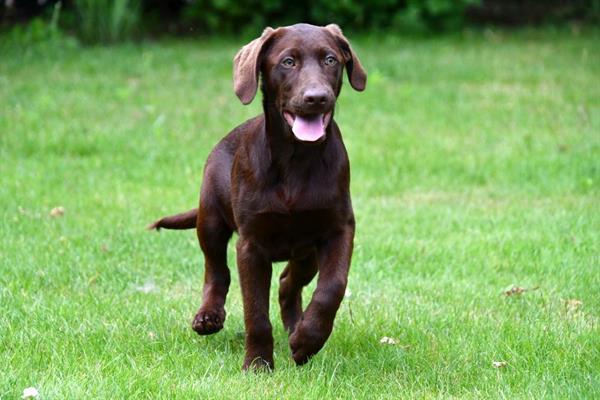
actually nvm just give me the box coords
[303,89,330,106]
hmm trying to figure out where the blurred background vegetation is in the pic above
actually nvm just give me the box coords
[1,0,599,44]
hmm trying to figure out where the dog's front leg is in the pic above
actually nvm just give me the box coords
[236,237,274,371]
[289,224,354,365]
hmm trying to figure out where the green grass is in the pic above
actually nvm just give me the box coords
[1,28,599,398]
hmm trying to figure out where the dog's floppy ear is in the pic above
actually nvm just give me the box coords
[233,27,278,105]
[324,24,367,91]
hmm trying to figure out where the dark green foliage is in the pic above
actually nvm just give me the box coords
[71,0,141,43]
[4,0,600,44]
[181,0,480,34]
[0,3,77,51]
[467,0,600,25]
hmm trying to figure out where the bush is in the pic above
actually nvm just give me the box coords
[467,0,600,25]
[0,3,78,54]
[5,0,599,45]
[73,0,141,43]
[181,0,481,34]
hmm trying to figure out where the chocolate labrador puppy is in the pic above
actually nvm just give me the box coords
[149,23,366,370]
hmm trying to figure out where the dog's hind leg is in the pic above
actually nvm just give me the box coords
[191,202,233,335]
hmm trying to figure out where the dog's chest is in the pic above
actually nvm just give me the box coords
[237,182,344,259]
[274,183,311,211]
[248,207,340,261]
[270,176,336,213]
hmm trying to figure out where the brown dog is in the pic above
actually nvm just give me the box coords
[149,23,366,370]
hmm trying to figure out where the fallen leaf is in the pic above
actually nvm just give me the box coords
[18,207,43,219]
[504,286,525,296]
[87,273,100,285]
[22,387,39,399]
[135,281,158,294]
[492,361,507,368]
[379,336,397,345]
[50,206,65,217]
[504,285,539,296]
[565,299,583,313]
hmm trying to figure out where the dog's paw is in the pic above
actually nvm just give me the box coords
[191,308,225,335]
[242,355,274,372]
[289,322,329,365]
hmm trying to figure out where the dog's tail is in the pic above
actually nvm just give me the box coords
[147,208,198,231]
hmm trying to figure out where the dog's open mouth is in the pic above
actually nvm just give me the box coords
[283,111,332,142]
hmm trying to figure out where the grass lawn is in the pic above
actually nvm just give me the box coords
[1,28,599,398]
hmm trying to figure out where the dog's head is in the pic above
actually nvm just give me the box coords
[233,23,367,143]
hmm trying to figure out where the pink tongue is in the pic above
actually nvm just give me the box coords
[292,114,324,141]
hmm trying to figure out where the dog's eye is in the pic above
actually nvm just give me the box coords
[324,56,338,66]
[281,57,295,68]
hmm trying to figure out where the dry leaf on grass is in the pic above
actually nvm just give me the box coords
[50,206,65,217]
[503,285,539,296]
[492,361,508,368]
[22,387,39,399]
[135,281,158,294]
[565,299,583,313]
[379,336,398,345]
[87,272,100,286]
[18,207,42,219]
[379,337,410,349]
